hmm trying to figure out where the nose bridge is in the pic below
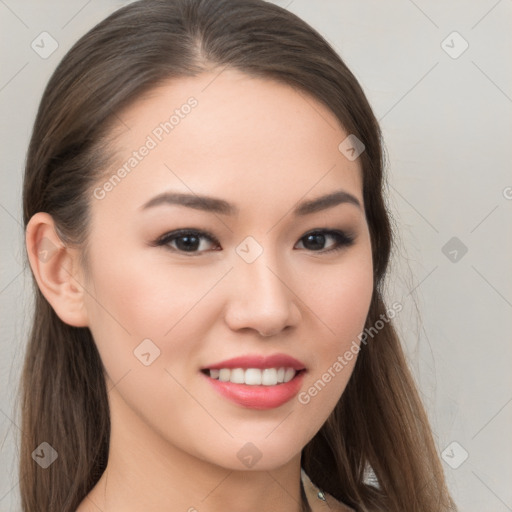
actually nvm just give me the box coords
[226,240,300,336]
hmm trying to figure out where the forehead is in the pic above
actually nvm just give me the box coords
[96,69,364,216]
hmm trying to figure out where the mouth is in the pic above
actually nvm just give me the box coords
[200,353,307,409]
[200,367,304,386]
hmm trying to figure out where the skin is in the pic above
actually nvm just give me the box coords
[27,69,373,512]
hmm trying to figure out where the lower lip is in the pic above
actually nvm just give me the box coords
[202,371,305,410]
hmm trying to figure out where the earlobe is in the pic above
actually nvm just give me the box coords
[25,212,89,327]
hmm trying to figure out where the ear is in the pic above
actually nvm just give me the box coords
[26,212,89,327]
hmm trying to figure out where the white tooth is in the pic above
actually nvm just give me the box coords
[244,368,262,385]
[283,368,296,383]
[213,367,296,385]
[262,368,278,386]
[230,368,245,384]
[219,368,231,382]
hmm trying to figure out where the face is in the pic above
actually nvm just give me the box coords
[82,69,373,471]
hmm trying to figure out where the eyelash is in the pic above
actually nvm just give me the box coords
[152,228,355,256]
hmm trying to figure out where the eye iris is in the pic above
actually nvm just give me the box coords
[176,234,200,251]
[304,233,326,250]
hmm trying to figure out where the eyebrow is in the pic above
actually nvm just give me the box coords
[140,189,362,216]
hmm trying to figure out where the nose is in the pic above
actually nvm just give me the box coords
[224,254,301,337]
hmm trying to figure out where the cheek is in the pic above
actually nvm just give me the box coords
[82,243,191,380]
[321,269,372,336]
[308,247,374,348]
[84,240,212,338]
[82,237,234,394]
[296,251,373,415]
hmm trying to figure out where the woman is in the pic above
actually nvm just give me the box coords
[20,0,457,510]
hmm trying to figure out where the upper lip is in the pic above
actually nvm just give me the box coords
[202,353,306,371]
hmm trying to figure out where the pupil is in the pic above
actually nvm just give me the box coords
[177,235,199,251]
[305,233,325,250]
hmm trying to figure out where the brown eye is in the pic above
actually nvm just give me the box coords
[296,230,355,253]
[154,229,220,254]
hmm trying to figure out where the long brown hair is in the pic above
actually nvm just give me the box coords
[20,0,457,510]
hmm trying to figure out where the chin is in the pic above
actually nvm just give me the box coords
[200,435,306,472]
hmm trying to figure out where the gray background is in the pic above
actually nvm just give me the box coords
[1,0,511,510]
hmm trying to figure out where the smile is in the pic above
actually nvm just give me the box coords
[203,367,299,386]
[200,353,307,409]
